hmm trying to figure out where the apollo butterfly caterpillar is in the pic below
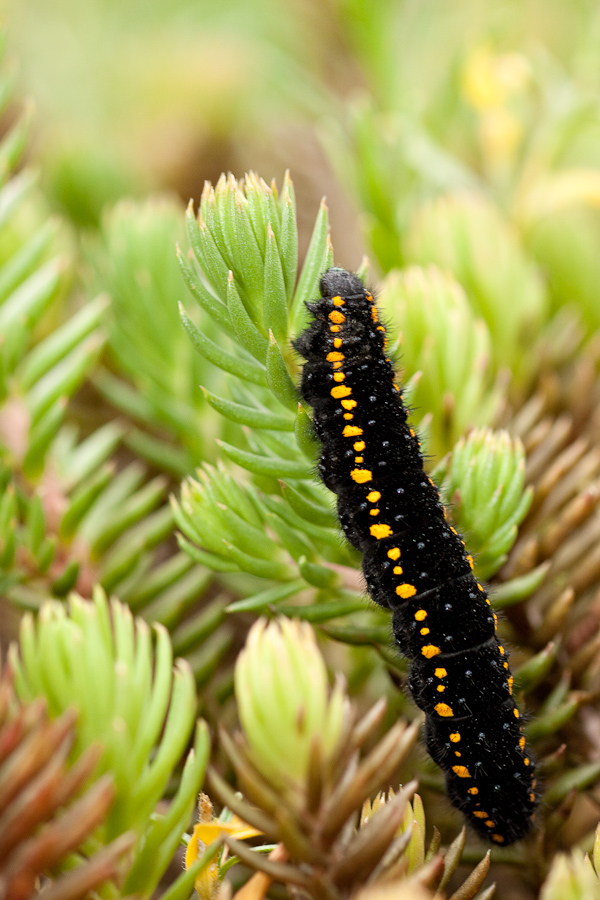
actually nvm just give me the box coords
[294,267,538,845]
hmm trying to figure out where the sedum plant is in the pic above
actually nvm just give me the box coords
[10,588,209,899]
[188,618,495,900]
[0,662,134,900]
[5,5,600,899]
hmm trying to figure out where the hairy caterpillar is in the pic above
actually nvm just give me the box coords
[294,267,537,844]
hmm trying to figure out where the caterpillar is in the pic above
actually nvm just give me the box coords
[293,266,538,845]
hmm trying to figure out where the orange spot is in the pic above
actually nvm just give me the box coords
[331,385,351,399]
[387,548,401,560]
[423,646,442,660]
[393,565,403,574]
[353,441,366,451]
[351,469,372,484]
[434,701,453,715]
[435,668,447,678]
[341,399,356,410]
[354,456,364,463]
[333,373,345,382]
[514,708,520,718]
[332,296,345,307]
[343,425,363,437]
[343,413,353,419]
[492,835,505,844]
[436,684,445,692]
[420,627,430,635]
[452,766,471,778]
[414,609,427,621]
[330,325,340,332]
[327,351,345,362]
[329,310,345,324]
[396,584,417,599]
[369,508,380,516]
[450,733,461,743]
[370,523,393,539]
[468,787,478,795]
[366,490,380,502]
[467,555,474,569]
[333,338,342,348]
[473,811,489,819]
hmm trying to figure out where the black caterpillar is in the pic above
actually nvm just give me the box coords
[294,267,537,845]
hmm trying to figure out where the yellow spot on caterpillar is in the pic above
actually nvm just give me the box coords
[327,351,345,362]
[370,523,393,539]
[450,526,457,534]
[369,509,380,516]
[329,311,345,323]
[353,441,366,451]
[333,373,345,382]
[450,733,461,743]
[414,609,426,620]
[508,676,513,694]
[393,565,403,574]
[332,296,345,306]
[351,469,372,484]
[387,547,401,560]
[420,627,430,635]
[477,584,484,592]
[330,325,340,332]
[468,787,478,795]
[499,646,505,655]
[377,324,385,331]
[503,661,509,669]
[343,413,353,419]
[485,820,495,828]
[341,399,356,409]
[514,708,520,718]
[393,383,400,391]
[492,834,505,843]
[435,668,447,678]
[410,428,416,437]
[454,750,461,756]
[493,614,498,626]
[530,792,535,802]
[519,737,526,750]
[366,490,380,501]
[333,338,342,348]
[331,385,352,399]
[467,555,474,568]
[396,583,417,599]
[473,811,489,819]
[371,306,378,323]
[436,685,445,692]
[524,758,530,766]
[423,646,442,660]
[365,292,373,302]
[354,456,364,463]
[343,425,363,437]
[435,702,454,716]
[452,766,471,778]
